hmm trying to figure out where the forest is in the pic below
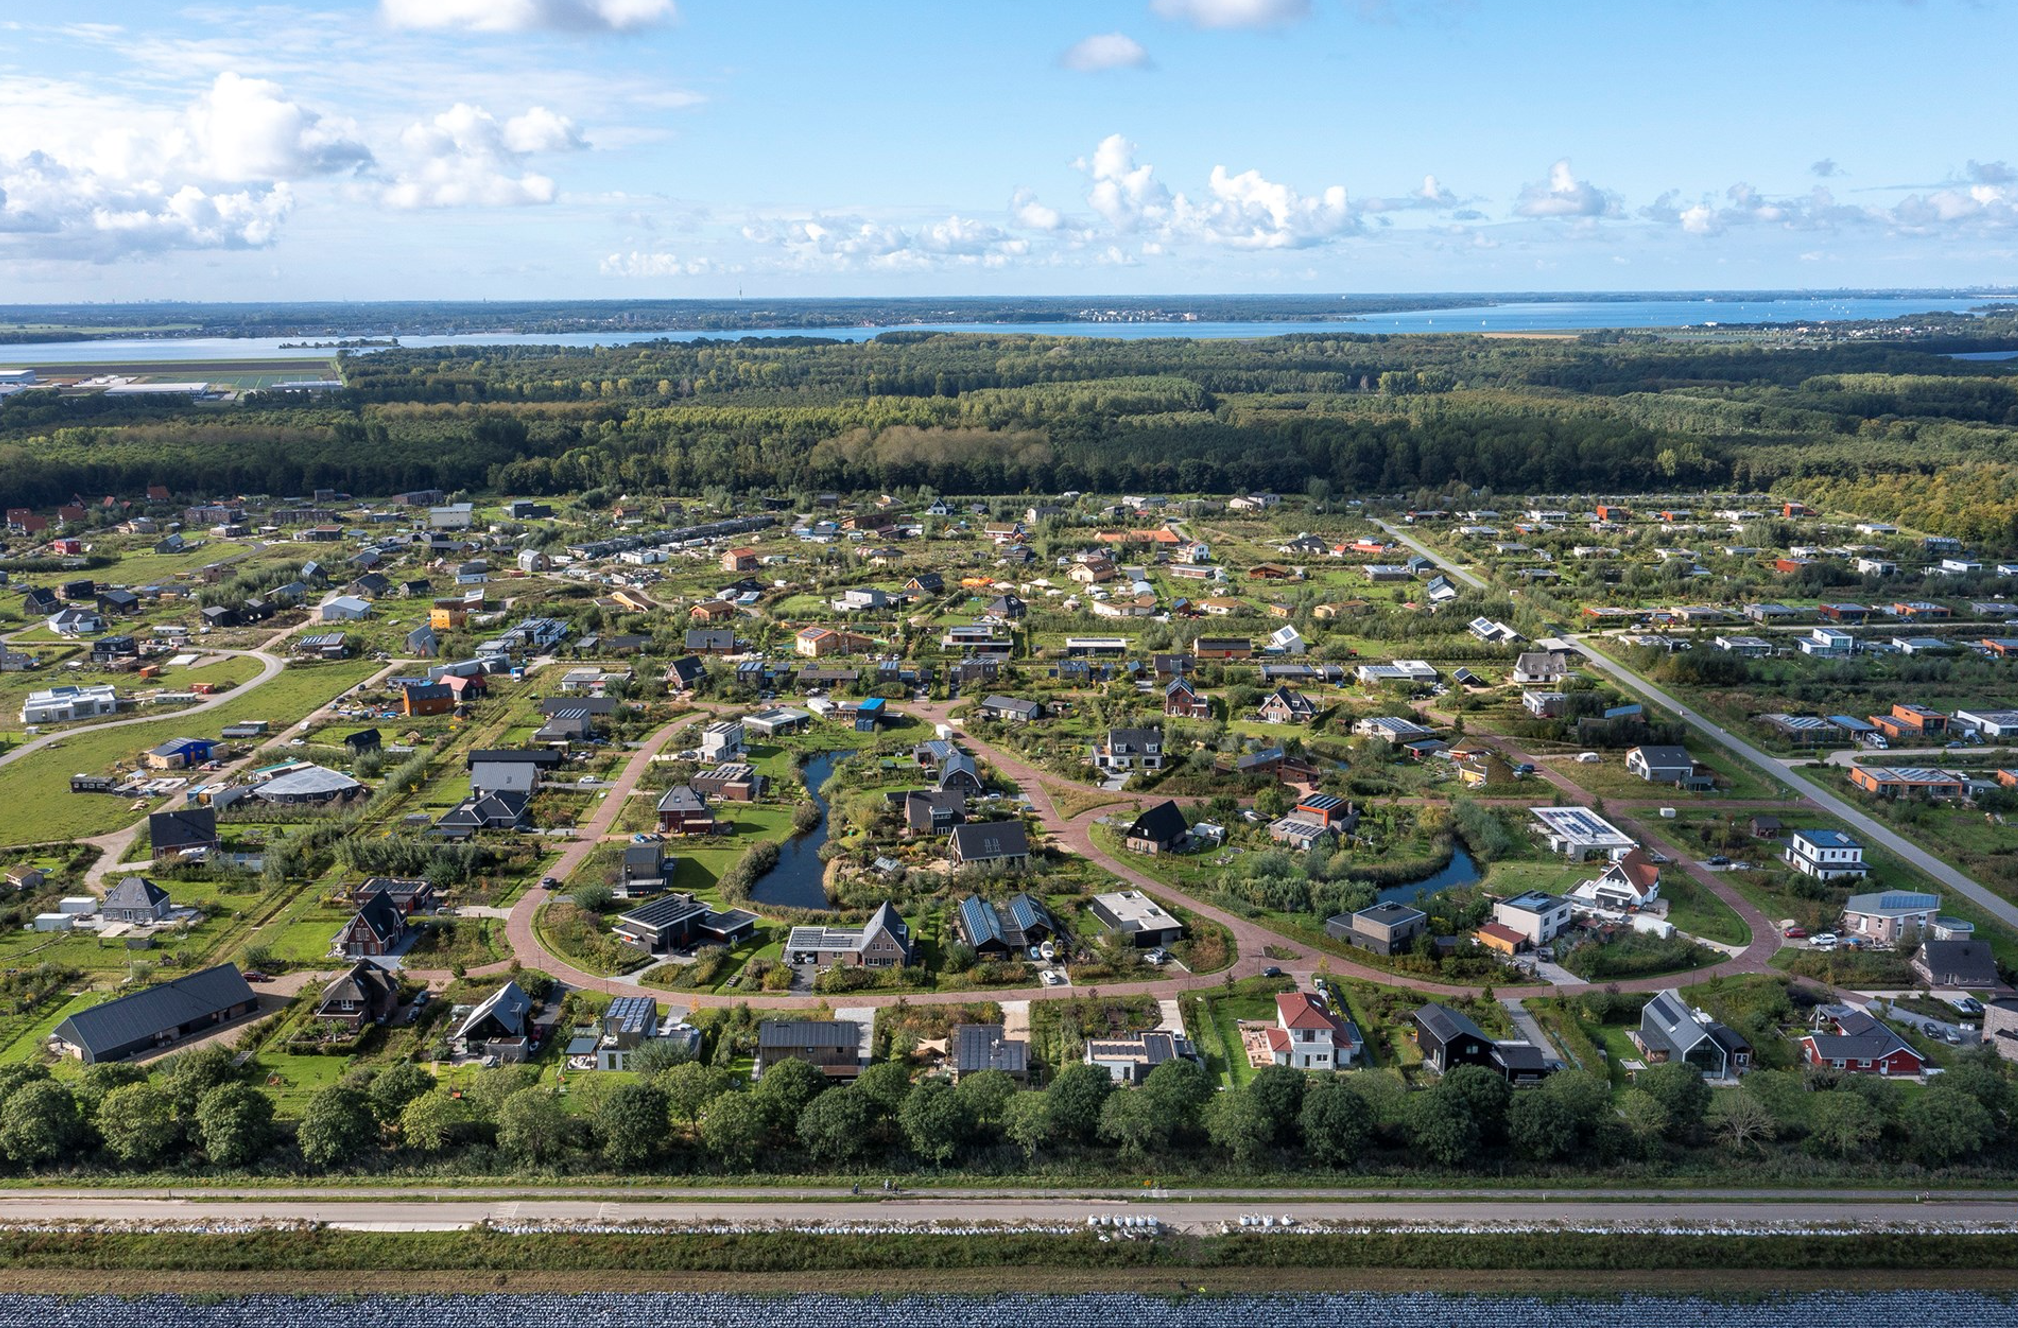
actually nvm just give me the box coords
[6,317,2018,534]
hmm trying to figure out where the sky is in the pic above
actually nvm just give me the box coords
[2,0,2016,302]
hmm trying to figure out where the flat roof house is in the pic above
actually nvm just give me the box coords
[1492,890,1575,946]
[1326,900,1427,956]
[1084,1028,1196,1084]
[615,892,760,954]
[1529,806,1635,859]
[1842,890,1940,944]
[50,964,259,1064]
[1088,889,1184,948]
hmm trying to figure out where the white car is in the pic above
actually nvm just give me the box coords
[1039,969,1066,987]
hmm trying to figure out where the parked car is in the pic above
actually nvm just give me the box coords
[1783,926,1808,939]
[1261,965,1283,978]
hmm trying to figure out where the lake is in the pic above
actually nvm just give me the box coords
[747,751,848,911]
[0,296,1995,366]
[1375,844,1484,908]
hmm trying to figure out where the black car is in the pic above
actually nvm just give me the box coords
[1261,965,1283,978]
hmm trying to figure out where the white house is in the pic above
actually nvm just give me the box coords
[1785,828,1867,881]
[1492,890,1575,946]
[700,720,745,762]
[21,683,119,725]
[1799,627,1855,658]
[1262,992,1359,1071]
[1568,850,1662,911]
[1267,624,1307,655]
[318,595,372,622]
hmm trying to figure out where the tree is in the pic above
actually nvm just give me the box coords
[399,1090,467,1153]
[0,1063,49,1109]
[1636,1062,1710,1139]
[195,1083,275,1168]
[1206,1087,1274,1165]
[1406,1086,1478,1167]
[1507,1090,1578,1162]
[798,1088,878,1164]
[298,1085,379,1169]
[700,1092,769,1168]
[595,1081,668,1168]
[661,1062,740,1126]
[498,1089,577,1166]
[854,1061,914,1120]
[1046,1064,1114,1142]
[95,1082,181,1167]
[1003,1090,1055,1161]
[1540,1069,1611,1137]
[1707,1088,1776,1156]
[1142,1057,1213,1135]
[1299,1077,1371,1166]
[1342,1069,1409,1134]
[1616,1089,1671,1150]
[572,883,615,914]
[461,1065,538,1126]
[1099,1089,1171,1159]
[1806,1090,1881,1159]
[0,1080,82,1167]
[73,1062,148,1117]
[157,1045,239,1117]
[1440,1065,1513,1144]
[956,1069,1017,1136]
[369,1062,436,1124]
[752,1057,827,1134]
[900,1079,973,1164]
[1907,1085,1994,1167]
[1247,1065,1308,1146]
[628,1037,695,1077]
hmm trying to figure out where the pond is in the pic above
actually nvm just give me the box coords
[748,751,849,910]
[1373,845,1483,909]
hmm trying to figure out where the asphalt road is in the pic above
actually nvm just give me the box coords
[1572,637,2018,932]
[1,1190,2012,1233]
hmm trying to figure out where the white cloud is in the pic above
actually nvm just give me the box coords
[1061,32,1151,72]
[1359,172,1460,214]
[601,250,709,277]
[1513,158,1618,219]
[745,213,1029,270]
[381,0,676,34]
[1150,0,1310,29]
[1082,134,1173,232]
[383,104,585,209]
[1010,186,1063,231]
[179,72,373,182]
[0,150,291,260]
[1190,163,1353,248]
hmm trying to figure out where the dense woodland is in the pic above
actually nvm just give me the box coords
[7,319,2018,539]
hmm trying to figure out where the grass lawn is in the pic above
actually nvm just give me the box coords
[1040,780,1130,820]
[0,660,380,847]
[0,991,102,1064]
[247,1051,353,1117]
[1194,990,1280,1088]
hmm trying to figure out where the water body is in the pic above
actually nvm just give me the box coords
[747,750,847,910]
[1949,350,2018,360]
[0,297,1993,366]
[1375,844,1484,908]
[13,1291,2012,1328]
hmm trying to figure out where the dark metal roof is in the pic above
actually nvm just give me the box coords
[52,964,255,1058]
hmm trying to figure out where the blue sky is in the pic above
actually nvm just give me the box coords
[2,0,2014,300]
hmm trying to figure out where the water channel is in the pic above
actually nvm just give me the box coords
[747,751,848,910]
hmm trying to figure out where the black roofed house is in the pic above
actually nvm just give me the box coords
[1123,799,1190,855]
[1913,939,2004,989]
[1164,676,1211,719]
[405,624,439,658]
[951,1022,1029,1083]
[50,964,259,1064]
[685,629,737,655]
[936,751,984,795]
[904,788,966,836]
[1412,1003,1556,1084]
[332,893,407,959]
[984,592,1025,620]
[96,587,141,616]
[948,821,1031,870]
[664,655,706,692]
[431,789,532,839]
[618,843,670,895]
[148,807,218,860]
[1257,686,1317,725]
[1093,726,1163,772]
[615,892,760,954]
[656,784,718,835]
[201,605,240,629]
[102,876,172,925]
[905,572,945,595]
[754,1019,865,1080]
[956,892,1060,958]
[534,706,595,744]
[463,747,566,772]
[343,728,381,755]
[315,961,402,1031]
[353,877,437,915]
[977,695,1044,723]
[691,762,766,802]
[452,981,533,1059]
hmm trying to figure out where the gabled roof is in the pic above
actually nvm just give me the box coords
[52,964,255,1059]
[950,820,1030,861]
[454,981,530,1042]
[1124,799,1189,845]
[342,894,405,946]
[318,961,399,1015]
[1277,991,1342,1032]
[1415,1002,1488,1044]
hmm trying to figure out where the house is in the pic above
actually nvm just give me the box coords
[317,595,371,623]
[430,789,532,838]
[754,1019,865,1081]
[1913,939,2002,989]
[144,736,216,772]
[344,728,382,757]
[401,682,455,717]
[353,877,438,916]
[1869,703,1948,741]
[721,547,758,573]
[148,807,219,859]
[617,843,670,895]
[1842,890,1941,943]
[1569,849,1662,911]
[903,789,966,837]
[1093,726,1163,772]
[663,656,707,694]
[1625,744,1712,791]
[786,902,912,968]
[936,751,984,795]
[1122,800,1190,854]
[948,821,1031,869]
[1088,890,1184,948]
[796,626,871,657]
[686,629,738,655]
[1257,687,1317,725]
[977,695,1044,724]
[1529,806,1635,859]
[1513,651,1573,685]
[49,964,259,1064]
[1412,1004,1554,1084]
[1492,890,1574,946]
[1164,676,1211,719]
[47,608,106,636]
[1473,922,1528,956]
[1631,991,1751,1081]
[691,762,766,803]
[615,893,760,954]
[955,893,1061,959]
[1083,1029,1197,1084]
[4,865,48,892]
[573,996,682,1072]
[656,785,718,836]
[1522,691,1569,719]
[1352,715,1435,743]
[21,683,120,725]
[699,720,745,762]
[1264,992,1361,1071]
[102,876,173,925]
[1800,1004,1926,1077]
[1783,828,1868,880]
[1326,900,1427,956]
[1800,627,1855,658]
[332,894,407,958]
[1268,814,1336,851]
[1847,766,1967,800]
[452,981,533,1059]
[1193,636,1252,660]
[315,962,403,1030]
[951,1023,1029,1083]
